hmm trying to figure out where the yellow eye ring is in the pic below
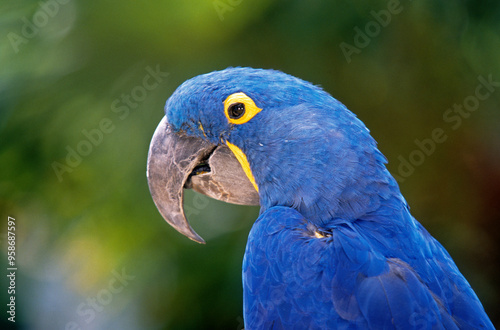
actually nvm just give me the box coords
[224,92,262,125]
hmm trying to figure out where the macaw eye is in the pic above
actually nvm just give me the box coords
[228,103,245,119]
[224,92,262,125]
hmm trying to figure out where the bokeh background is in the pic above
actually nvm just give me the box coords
[1,0,499,329]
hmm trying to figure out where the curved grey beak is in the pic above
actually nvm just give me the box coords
[147,117,259,243]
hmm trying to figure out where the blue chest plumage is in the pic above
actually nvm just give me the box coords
[243,203,492,329]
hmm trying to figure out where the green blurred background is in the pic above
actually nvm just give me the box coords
[1,0,499,329]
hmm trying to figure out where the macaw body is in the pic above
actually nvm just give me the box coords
[147,67,493,329]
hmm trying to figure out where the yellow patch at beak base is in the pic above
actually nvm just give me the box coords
[226,141,259,192]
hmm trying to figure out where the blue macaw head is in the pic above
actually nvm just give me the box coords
[147,67,399,243]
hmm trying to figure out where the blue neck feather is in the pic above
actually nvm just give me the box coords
[229,98,404,225]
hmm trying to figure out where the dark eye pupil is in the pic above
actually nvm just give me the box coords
[228,103,245,119]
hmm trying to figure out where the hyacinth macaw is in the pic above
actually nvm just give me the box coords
[147,67,493,329]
